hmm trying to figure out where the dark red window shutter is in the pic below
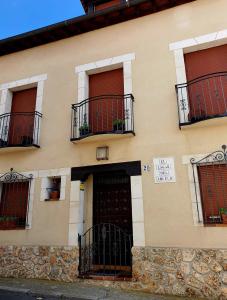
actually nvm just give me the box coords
[89,68,124,133]
[198,164,227,223]
[0,181,29,229]
[9,88,37,146]
[184,45,227,120]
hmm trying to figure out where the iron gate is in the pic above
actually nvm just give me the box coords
[78,223,132,277]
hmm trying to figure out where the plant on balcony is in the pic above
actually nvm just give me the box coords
[79,123,90,136]
[219,208,227,224]
[0,216,17,229]
[113,119,125,131]
[21,135,33,146]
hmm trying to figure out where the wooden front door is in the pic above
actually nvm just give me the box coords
[89,69,124,133]
[8,88,37,146]
[92,171,133,273]
[93,171,132,233]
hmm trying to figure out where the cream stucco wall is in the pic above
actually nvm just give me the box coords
[1,0,227,247]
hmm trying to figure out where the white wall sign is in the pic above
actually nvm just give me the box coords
[153,157,176,183]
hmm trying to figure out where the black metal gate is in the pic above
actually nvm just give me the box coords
[78,223,132,277]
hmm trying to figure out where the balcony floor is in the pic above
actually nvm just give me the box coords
[71,131,135,144]
[0,144,39,154]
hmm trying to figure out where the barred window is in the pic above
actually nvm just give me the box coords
[191,145,227,225]
[0,169,32,230]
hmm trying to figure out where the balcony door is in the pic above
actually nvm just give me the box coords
[185,44,227,121]
[8,88,37,146]
[89,68,124,133]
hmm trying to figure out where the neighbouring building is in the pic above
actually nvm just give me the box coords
[1,0,227,298]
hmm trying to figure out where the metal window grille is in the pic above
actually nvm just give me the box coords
[0,168,33,230]
[191,145,227,225]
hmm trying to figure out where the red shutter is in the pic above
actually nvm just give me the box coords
[89,69,124,133]
[198,164,227,223]
[0,181,29,229]
[184,45,227,120]
[8,88,37,146]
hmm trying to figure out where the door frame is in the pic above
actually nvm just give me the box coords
[69,161,145,247]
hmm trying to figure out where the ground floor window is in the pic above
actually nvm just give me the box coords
[191,145,227,225]
[0,169,32,230]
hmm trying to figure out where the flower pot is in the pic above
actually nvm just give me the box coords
[21,135,33,146]
[79,129,90,136]
[50,190,60,200]
[113,124,125,132]
[222,214,227,224]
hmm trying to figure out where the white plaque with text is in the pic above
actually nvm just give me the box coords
[153,157,176,183]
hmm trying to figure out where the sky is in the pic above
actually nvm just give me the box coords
[0,0,85,40]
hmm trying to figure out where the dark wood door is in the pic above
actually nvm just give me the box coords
[8,88,37,146]
[89,69,124,133]
[92,171,133,271]
[93,171,132,233]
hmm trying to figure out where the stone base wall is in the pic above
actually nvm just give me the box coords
[132,247,227,299]
[1,245,227,299]
[0,246,79,282]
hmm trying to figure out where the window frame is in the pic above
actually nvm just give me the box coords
[0,74,47,146]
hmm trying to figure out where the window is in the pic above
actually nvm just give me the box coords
[184,45,227,123]
[7,88,37,147]
[88,68,124,134]
[39,169,68,202]
[72,53,135,140]
[0,169,32,230]
[45,177,61,201]
[0,74,47,149]
[191,145,227,225]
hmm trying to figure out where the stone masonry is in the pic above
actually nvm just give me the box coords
[131,247,227,299]
[0,246,79,282]
[2,246,227,299]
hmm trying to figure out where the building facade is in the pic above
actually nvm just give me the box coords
[1,0,227,298]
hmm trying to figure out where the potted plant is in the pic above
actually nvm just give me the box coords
[21,135,33,146]
[113,119,125,131]
[49,178,60,200]
[79,123,90,136]
[219,208,227,224]
[0,216,17,230]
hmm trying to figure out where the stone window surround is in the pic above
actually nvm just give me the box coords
[39,168,70,201]
[0,74,47,145]
[68,175,145,247]
[169,28,227,122]
[75,53,135,132]
[182,153,210,227]
[0,170,37,230]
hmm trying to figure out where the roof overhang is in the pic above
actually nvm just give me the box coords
[0,0,195,57]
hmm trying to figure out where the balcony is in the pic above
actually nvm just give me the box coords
[176,72,227,127]
[0,112,42,151]
[71,94,134,142]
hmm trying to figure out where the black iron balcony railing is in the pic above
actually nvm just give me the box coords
[176,72,227,126]
[0,111,42,148]
[71,94,134,141]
